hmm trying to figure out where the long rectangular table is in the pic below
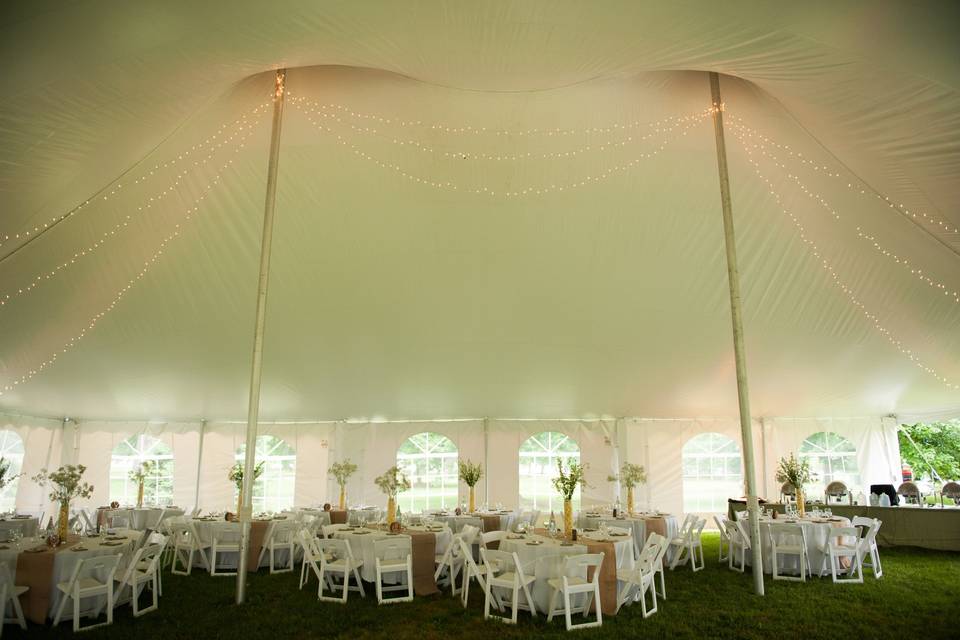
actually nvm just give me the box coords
[727,499,960,551]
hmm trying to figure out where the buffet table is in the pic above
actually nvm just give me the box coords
[826,505,960,551]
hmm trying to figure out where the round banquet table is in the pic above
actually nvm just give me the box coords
[499,531,634,615]
[189,517,288,570]
[744,515,854,576]
[0,529,139,624]
[333,524,450,596]
[98,507,185,531]
[578,512,680,559]
[282,508,331,527]
[0,517,40,539]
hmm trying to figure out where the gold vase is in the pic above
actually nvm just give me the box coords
[339,486,347,510]
[387,496,397,524]
[468,486,476,513]
[137,481,144,508]
[796,489,805,517]
[627,486,634,516]
[57,501,69,541]
[563,499,573,539]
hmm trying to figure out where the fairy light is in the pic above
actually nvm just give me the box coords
[0,100,272,249]
[727,115,959,236]
[296,101,706,162]
[737,141,959,391]
[731,128,959,306]
[288,94,712,138]
[293,100,710,196]
[0,109,268,309]
[0,135,258,395]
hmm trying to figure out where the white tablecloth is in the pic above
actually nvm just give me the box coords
[99,507,185,531]
[0,529,139,622]
[578,513,680,558]
[0,517,40,539]
[499,532,633,613]
[746,516,853,576]
[333,525,451,583]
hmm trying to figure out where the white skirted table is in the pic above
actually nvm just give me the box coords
[578,512,680,559]
[0,517,40,539]
[0,529,139,624]
[745,515,854,576]
[97,507,184,531]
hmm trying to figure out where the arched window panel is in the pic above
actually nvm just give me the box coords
[235,435,296,513]
[109,434,174,507]
[682,432,743,514]
[519,431,581,514]
[396,432,458,512]
[0,431,25,512]
[799,431,861,496]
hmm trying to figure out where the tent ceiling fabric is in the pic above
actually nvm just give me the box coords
[1,1,958,422]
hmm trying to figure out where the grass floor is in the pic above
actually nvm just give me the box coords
[9,534,960,640]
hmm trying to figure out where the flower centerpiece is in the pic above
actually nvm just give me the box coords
[228,461,265,518]
[328,460,358,510]
[607,462,646,516]
[553,459,589,539]
[128,460,156,508]
[776,453,814,517]
[32,465,94,541]
[0,457,21,495]
[374,466,411,525]
[458,460,483,513]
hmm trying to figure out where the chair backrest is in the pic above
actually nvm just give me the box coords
[210,522,241,544]
[65,554,123,590]
[481,530,505,548]
[317,537,355,564]
[459,524,480,545]
[637,536,661,572]
[480,548,522,581]
[561,553,604,586]
[724,520,743,547]
[734,510,748,521]
[80,509,97,532]
[861,519,882,547]
[322,524,349,538]
[713,514,728,536]
[373,537,412,563]
[678,514,696,537]
[829,527,862,551]
[851,516,874,530]
[270,520,297,543]
[768,523,805,548]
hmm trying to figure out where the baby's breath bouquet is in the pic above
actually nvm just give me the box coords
[375,466,411,525]
[776,453,815,516]
[0,457,21,493]
[607,462,646,515]
[329,460,358,510]
[553,459,589,539]
[458,460,483,512]
[128,460,156,507]
[229,461,265,516]
[33,465,94,539]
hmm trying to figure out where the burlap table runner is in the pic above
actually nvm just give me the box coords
[642,516,667,539]
[581,540,618,615]
[246,520,271,572]
[532,529,619,616]
[407,531,439,596]
[329,510,347,525]
[16,535,82,624]
[480,515,502,533]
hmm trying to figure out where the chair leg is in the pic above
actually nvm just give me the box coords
[547,587,559,622]
[483,579,492,620]
[73,586,81,633]
[563,590,572,631]
[522,581,537,617]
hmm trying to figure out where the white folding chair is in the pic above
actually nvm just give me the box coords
[819,526,864,584]
[481,548,537,624]
[853,516,883,578]
[547,553,605,631]
[725,520,751,573]
[713,514,729,562]
[769,523,810,582]
[298,532,324,590]
[652,532,669,599]
[52,554,122,632]
[617,535,660,617]
[321,523,350,539]
[435,524,478,594]
[481,530,506,550]
[145,532,168,596]
[209,523,241,576]
[0,564,27,634]
[258,521,297,573]
[114,543,163,617]
[316,538,365,603]
[458,536,495,609]
[373,537,413,605]
[170,520,210,575]
[669,517,705,571]
[79,509,98,534]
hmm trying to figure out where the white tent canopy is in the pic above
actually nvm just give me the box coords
[1,2,958,424]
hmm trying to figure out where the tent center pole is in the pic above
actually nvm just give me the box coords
[708,71,764,596]
[237,69,286,604]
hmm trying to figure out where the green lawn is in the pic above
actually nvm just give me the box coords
[10,534,960,639]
